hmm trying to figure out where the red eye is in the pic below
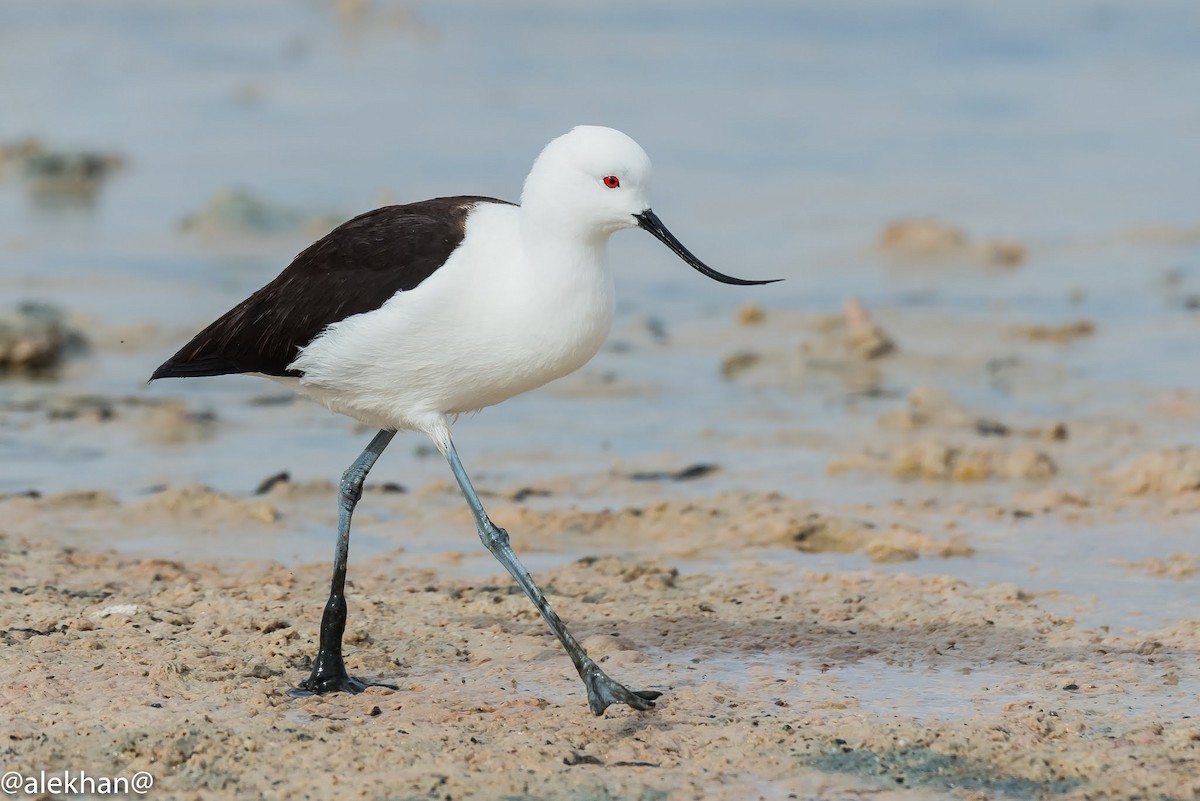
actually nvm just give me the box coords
[603,175,620,189]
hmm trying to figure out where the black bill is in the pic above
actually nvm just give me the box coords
[635,209,781,286]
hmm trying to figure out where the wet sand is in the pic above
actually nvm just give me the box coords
[3,514,1197,800]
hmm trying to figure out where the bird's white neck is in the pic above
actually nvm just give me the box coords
[518,199,615,253]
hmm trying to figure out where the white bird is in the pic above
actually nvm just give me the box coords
[151,125,778,715]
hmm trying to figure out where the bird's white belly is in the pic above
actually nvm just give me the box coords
[289,237,614,432]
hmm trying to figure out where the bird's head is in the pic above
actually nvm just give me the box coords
[521,125,779,286]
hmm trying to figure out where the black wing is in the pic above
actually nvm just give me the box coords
[150,196,513,380]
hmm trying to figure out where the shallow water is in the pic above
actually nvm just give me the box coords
[2,1,1199,661]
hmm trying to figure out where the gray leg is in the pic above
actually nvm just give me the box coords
[444,439,661,715]
[294,428,397,695]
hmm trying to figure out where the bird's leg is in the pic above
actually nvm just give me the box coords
[443,439,661,715]
[293,428,397,696]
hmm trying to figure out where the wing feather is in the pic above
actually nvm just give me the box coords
[150,196,511,380]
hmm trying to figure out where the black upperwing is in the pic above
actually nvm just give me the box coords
[150,196,514,380]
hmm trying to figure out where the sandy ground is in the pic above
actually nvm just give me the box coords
[3,456,1198,800]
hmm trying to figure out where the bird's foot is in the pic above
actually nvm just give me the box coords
[581,661,662,715]
[288,650,397,698]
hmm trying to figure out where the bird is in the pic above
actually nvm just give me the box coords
[151,125,779,715]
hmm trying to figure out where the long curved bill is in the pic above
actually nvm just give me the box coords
[635,209,781,286]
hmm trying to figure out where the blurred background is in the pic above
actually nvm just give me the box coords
[1,1,1198,596]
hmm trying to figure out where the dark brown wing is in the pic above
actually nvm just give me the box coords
[150,196,513,380]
